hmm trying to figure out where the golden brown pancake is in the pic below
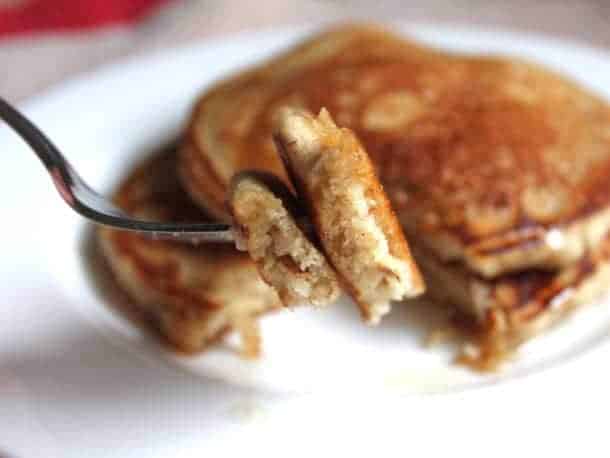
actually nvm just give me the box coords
[273,107,425,324]
[98,149,281,357]
[179,23,610,278]
[228,171,340,307]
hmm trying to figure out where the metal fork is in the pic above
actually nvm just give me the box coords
[0,97,234,243]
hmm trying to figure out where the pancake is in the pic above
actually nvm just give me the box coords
[228,171,340,306]
[98,149,281,357]
[416,232,610,370]
[273,108,425,324]
[179,23,610,278]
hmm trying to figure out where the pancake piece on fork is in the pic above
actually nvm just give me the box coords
[98,149,281,357]
[178,23,610,366]
[228,171,340,307]
[274,108,425,324]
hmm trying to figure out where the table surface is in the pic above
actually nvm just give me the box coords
[1,0,610,103]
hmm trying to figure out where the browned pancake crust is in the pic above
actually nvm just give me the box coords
[180,23,610,277]
[97,149,281,356]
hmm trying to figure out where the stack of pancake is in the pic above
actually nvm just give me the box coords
[100,23,610,369]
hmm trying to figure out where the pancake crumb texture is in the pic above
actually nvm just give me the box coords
[230,173,340,306]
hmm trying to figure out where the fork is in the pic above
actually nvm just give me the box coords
[0,97,234,243]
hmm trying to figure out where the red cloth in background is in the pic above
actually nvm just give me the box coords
[0,0,174,38]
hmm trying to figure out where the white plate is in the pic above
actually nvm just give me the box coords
[3,23,610,457]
